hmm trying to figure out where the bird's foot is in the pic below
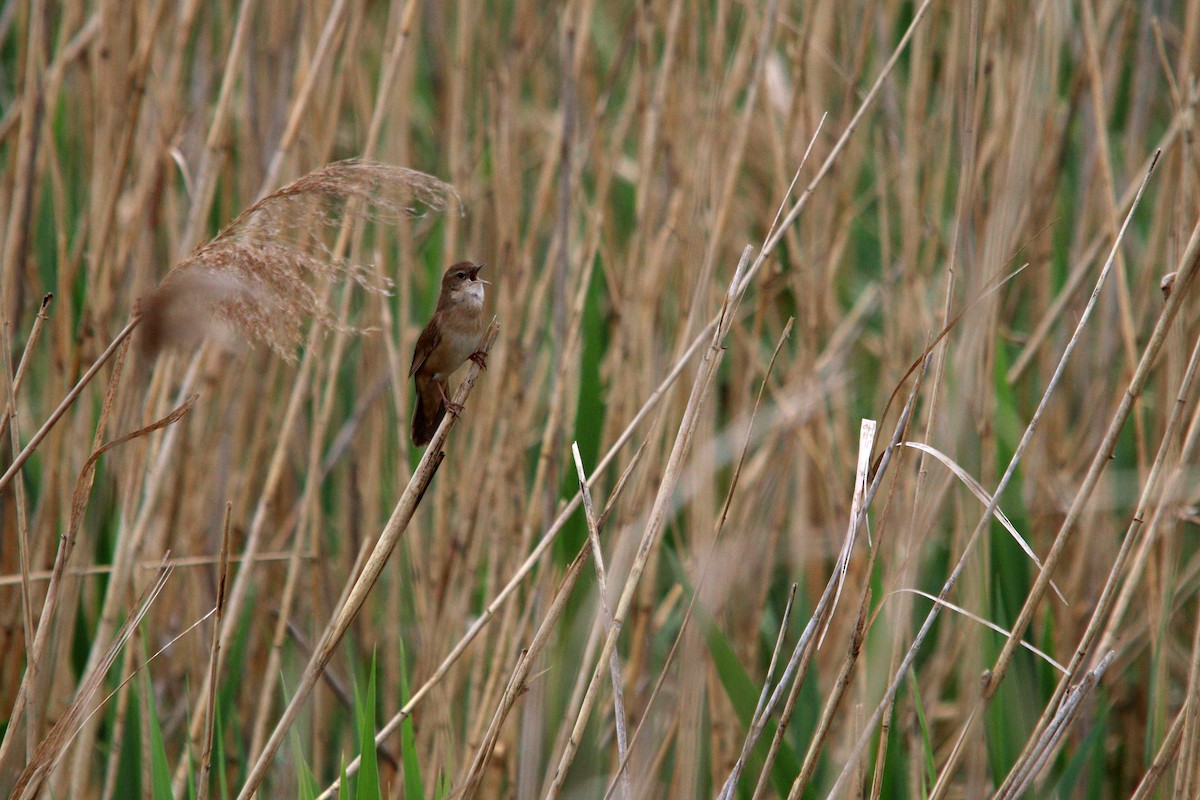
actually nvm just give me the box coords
[437,383,464,416]
[469,350,488,370]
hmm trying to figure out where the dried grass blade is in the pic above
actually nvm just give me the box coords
[818,418,876,649]
[571,442,631,800]
[10,563,174,800]
[890,590,1066,674]
[901,441,1067,604]
[748,372,925,800]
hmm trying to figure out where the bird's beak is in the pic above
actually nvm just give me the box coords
[473,264,491,285]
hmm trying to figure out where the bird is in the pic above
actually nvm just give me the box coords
[409,261,490,446]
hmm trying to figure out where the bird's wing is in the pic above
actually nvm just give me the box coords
[409,315,441,378]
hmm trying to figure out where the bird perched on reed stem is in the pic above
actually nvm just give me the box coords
[409,261,489,446]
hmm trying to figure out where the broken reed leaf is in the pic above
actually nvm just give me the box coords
[138,160,460,361]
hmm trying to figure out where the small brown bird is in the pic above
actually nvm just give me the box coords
[409,261,490,446]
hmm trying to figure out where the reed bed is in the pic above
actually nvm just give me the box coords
[2,1,1200,797]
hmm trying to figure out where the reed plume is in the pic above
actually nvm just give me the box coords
[138,160,459,359]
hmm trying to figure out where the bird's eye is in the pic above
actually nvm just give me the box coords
[456,271,465,279]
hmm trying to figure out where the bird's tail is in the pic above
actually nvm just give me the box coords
[411,377,447,447]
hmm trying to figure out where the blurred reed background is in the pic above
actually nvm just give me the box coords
[1,0,1200,797]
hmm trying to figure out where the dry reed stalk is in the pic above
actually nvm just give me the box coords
[255,0,352,198]
[84,2,171,327]
[1130,699,1188,799]
[0,548,317,586]
[240,20,432,758]
[457,556,584,800]
[0,317,140,497]
[9,1,1200,796]
[749,375,925,800]
[782,417,896,800]
[785,584,871,799]
[543,247,751,797]
[494,195,603,663]
[455,444,644,799]
[1007,110,1195,384]
[902,15,980,737]
[460,139,608,782]
[60,354,201,797]
[242,246,374,766]
[1179,608,1200,795]
[602,316,796,800]
[0,294,51,444]
[194,502,232,800]
[928,168,1197,798]
[0,335,132,777]
[995,310,1200,795]
[572,442,631,800]
[823,148,1162,797]
[1002,651,1115,798]
[240,6,428,747]
[319,258,783,795]
[717,584,796,800]
[657,311,785,797]
[108,0,203,296]
[0,297,51,758]
[680,0,778,348]
[507,71,612,536]
[1097,378,1200,660]
[0,0,47,327]
[180,317,345,789]
[763,0,936,257]
[177,0,259,255]
[98,645,138,800]
[1079,0,1140,389]
[9,562,173,800]
[237,322,498,799]
[1,340,33,760]
[243,348,341,766]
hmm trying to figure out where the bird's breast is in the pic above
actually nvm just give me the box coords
[428,307,485,377]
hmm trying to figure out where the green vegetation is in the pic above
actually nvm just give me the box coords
[1,1,1198,797]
